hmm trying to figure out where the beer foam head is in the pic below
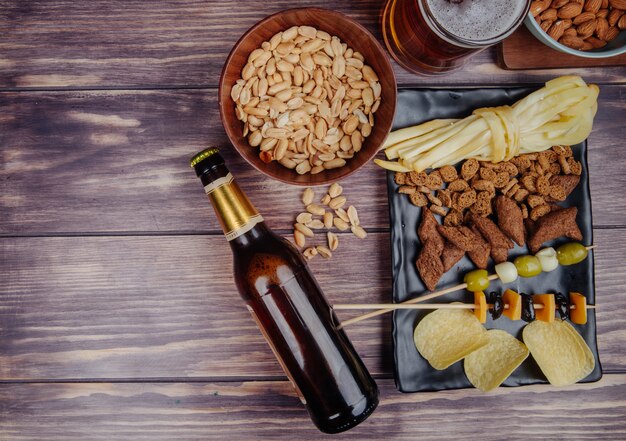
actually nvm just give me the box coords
[425,0,528,42]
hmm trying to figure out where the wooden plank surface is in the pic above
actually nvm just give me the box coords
[1,229,624,381]
[3,0,626,438]
[1,0,625,89]
[1,86,625,235]
[2,377,626,440]
[499,26,626,70]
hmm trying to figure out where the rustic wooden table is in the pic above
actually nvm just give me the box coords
[1,1,625,439]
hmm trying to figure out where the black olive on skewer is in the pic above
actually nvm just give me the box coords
[554,292,569,320]
[520,293,535,322]
[488,291,504,320]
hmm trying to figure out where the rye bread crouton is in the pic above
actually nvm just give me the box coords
[441,242,465,272]
[495,196,525,247]
[436,225,482,252]
[470,213,514,250]
[467,226,491,269]
[528,207,583,253]
[418,209,445,254]
[415,241,444,291]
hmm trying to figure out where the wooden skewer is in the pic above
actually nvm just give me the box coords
[336,275,498,329]
[334,303,597,311]
[336,245,595,329]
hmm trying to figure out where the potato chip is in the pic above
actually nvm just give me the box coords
[523,320,595,386]
[464,330,529,392]
[414,306,488,370]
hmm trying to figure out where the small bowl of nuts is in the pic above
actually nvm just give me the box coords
[219,8,397,186]
[525,0,626,57]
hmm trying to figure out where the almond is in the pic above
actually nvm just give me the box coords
[608,8,623,26]
[595,17,609,39]
[541,7,559,20]
[563,18,574,28]
[584,0,602,12]
[564,27,579,35]
[558,2,583,17]
[601,0,609,6]
[605,25,620,40]
[552,0,570,7]
[619,14,626,29]
[609,0,626,8]
[541,19,555,31]
[573,11,596,23]
[586,35,608,47]
[531,0,551,16]
[581,40,595,50]
[548,20,567,39]
[596,8,609,17]
[577,18,597,36]
[559,34,586,48]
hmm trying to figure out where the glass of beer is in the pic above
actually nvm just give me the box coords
[381,0,530,75]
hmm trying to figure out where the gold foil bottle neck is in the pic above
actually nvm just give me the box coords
[204,173,263,241]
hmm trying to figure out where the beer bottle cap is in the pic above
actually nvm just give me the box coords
[190,147,224,176]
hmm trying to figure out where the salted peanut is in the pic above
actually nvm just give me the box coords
[327,231,339,251]
[295,223,314,238]
[321,194,331,205]
[328,183,343,198]
[324,158,347,169]
[294,230,306,248]
[316,245,332,259]
[351,225,368,239]
[296,212,313,224]
[335,208,350,222]
[306,204,325,216]
[333,217,350,231]
[303,247,318,259]
[324,212,334,228]
[329,196,347,209]
[302,187,315,205]
[347,205,360,226]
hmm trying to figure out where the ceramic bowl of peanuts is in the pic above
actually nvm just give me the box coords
[525,0,626,57]
[219,8,397,186]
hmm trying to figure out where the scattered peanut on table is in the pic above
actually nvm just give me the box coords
[293,183,367,259]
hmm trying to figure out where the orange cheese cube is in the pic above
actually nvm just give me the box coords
[533,294,556,322]
[474,291,487,324]
[569,292,587,325]
[503,289,521,321]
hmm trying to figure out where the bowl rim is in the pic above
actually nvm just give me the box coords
[524,13,626,59]
[218,7,397,186]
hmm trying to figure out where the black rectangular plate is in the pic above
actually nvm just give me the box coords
[388,87,602,393]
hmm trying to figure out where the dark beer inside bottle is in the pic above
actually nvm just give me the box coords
[193,150,378,433]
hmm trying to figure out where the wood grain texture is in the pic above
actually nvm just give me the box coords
[0,232,393,380]
[1,1,625,90]
[1,230,624,381]
[1,86,625,235]
[2,377,626,440]
[499,27,626,70]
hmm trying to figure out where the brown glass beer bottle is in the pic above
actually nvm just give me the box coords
[190,148,378,433]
